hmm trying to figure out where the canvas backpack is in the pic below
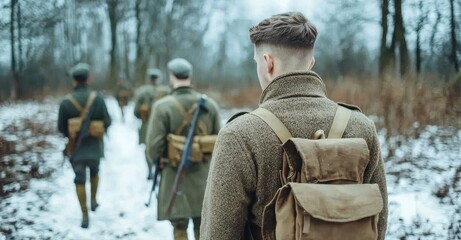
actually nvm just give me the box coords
[65,91,105,152]
[166,96,217,167]
[252,105,383,240]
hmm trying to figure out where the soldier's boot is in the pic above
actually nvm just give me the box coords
[173,228,188,240]
[90,175,99,211]
[76,184,89,228]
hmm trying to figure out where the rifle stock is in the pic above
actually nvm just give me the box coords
[165,95,207,215]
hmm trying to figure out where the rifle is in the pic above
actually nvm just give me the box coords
[165,95,207,215]
[145,158,161,207]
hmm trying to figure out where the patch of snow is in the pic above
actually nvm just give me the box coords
[1,97,460,239]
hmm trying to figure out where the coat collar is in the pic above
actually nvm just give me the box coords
[259,71,327,104]
[172,86,194,95]
[74,83,89,90]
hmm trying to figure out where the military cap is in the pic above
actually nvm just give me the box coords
[167,58,192,79]
[147,68,161,78]
[70,63,90,78]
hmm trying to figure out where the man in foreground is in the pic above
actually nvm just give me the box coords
[201,12,388,239]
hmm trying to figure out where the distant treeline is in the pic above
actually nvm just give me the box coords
[0,0,460,101]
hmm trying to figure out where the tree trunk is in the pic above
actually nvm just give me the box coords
[449,0,459,73]
[390,0,410,76]
[107,0,118,88]
[415,0,424,74]
[17,0,22,74]
[379,0,391,75]
[134,0,146,86]
[10,0,18,100]
[416,33,421,73]
[428,2,441,68]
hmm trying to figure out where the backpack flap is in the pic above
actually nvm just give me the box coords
[283,138,370,184]
[290,182,383,240]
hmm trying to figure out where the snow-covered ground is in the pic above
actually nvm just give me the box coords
[0,97,460,239]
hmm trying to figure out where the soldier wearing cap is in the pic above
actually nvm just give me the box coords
[133,68,170,179]
[57,63,111,228]
[145,58,221,240]
[113,75,133,121]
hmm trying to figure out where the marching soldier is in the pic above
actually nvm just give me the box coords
[113,77,132,121]
[133,68,169,179]
[145,58,221,240]
[57,63,111,228]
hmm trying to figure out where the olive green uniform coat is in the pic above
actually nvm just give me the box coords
[146,86,221,220]
[133,84,170,144]
[57,83,112,161]
[200,72,388,240]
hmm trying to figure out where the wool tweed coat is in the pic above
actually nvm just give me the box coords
[201,71,388,240]
[57,83,111,162]
[146,86,221,220]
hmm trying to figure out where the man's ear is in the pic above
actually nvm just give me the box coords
[308,56,315,70]
[263,54,274,74]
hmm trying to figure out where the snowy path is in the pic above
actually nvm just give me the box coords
[45,97,180,239]
[1,98,200,239]
[1,97,459,239]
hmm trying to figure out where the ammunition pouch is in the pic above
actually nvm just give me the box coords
[65,119,105,157]
[167,133,217,167]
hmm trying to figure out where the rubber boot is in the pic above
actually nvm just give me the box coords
[76,184,89,228]
[173,228,188,240]
[90,175,99,211]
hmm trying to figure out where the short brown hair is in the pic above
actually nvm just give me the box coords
[249,12,317,49]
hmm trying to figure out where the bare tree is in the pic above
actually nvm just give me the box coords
[9,0,18,100]
[379,0,391,75]
[134,0,147,86]
[428,2,442,65]
[107,0,120,87]
[449,0,459,72]
[390,0,410,76]
[414,0,427,74]
[379,0,410,77]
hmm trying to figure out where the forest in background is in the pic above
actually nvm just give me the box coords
[0,1,460,238]
[0,0,460,132]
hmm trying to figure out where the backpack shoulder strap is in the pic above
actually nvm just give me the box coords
[80,91,97,119]
[173,96,207,135]
[171,95,188,118]
[66,94,84,113]
[251,108,292,144]
[327,105,352,139]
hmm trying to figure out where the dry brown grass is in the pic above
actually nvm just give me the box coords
[326,74,461,137]
[205,86,262,109]
[213,74,461,137]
